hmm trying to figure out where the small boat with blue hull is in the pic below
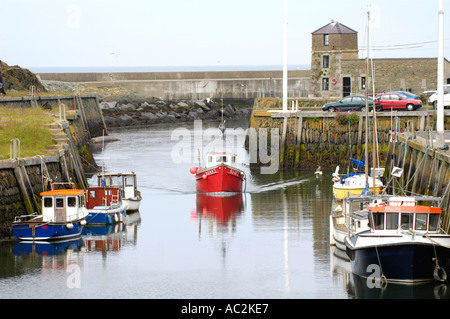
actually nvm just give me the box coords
[85,186,128,225]
[345,195,450,284]
[12,183,88,241]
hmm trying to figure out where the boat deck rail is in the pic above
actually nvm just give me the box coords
[14,211,86,223]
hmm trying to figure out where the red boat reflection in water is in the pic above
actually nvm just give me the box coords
[193,193,244,225]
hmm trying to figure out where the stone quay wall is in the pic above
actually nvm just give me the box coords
[0,95,107,238]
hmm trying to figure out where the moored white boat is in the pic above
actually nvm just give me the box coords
[330,198,370,251]
[345,195,450,284]
[97,172,141,212]
[12,183,88,241]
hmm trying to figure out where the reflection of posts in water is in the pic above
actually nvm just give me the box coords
[248,127,279,174]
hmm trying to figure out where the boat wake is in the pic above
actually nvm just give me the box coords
[248,177,310,194]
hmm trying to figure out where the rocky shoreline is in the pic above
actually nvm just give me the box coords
[100,99,253,128]
[39,80,253,128]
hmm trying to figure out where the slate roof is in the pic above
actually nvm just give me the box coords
[312,20,357,35]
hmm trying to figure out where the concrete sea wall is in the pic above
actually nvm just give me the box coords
[38,70,311,101]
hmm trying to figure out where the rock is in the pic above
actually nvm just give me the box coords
[187,111,199,119]
[100,101,117,109]
[155,111,167,118]
[142,112,158,120]
[121,103,135,109]
[177,102,189,107]
[195,100,206,107]
[119,114,133,121]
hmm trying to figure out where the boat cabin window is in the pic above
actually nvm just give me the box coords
[44,197,53,208]
[401,213,413,230]
[208,156,213,163]
[125,176,134,186]
[231,156,236,163]
[67,197,77,207]
[105,190,112,196]
[373,213,384,230]
[386,213,399,230]
[56,198,64,208]
[429,214,439,231]
[415,213,428,231]
[216,156,227,163]
[90,190,96,198]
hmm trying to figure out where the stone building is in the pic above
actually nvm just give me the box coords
[309,20,450,98]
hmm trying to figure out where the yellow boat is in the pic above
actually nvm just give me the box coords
[332,172,383,200]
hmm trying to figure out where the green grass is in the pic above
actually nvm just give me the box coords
[0,107,56,159]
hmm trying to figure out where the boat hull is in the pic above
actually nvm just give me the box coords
[86,204,127,225]
[123,198,140,212]
[196,164,245,193]
[12,219,86,241]
[333,186,382,201]
[346,241,450,284]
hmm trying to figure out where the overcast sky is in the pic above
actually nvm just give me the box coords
[1,0,449,70]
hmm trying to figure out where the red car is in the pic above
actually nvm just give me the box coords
[374,92,422,111]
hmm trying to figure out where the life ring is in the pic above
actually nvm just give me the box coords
[332,78,338,85]
[434,266,447,282]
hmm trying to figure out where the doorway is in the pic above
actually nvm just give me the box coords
[343,77,351,97]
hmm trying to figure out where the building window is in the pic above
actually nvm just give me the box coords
[322,78,329,91]
[361,76,366,90]
[324,34,329,46]
[323,55,329,68]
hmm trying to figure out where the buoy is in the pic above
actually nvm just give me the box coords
[202,175,207,179]
[189,167,198,174]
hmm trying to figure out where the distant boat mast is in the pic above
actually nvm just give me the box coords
[283,0,288,112]
[437,0,445,136]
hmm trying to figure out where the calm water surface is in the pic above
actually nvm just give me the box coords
[1,120,449,299]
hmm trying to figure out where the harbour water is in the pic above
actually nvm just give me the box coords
[1,119,449,300]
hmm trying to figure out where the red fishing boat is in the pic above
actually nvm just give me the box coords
[190,151,246,193]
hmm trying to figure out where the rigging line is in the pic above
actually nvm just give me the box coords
[360,39,448,48]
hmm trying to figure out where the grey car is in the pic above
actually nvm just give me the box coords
[322,95,376,112]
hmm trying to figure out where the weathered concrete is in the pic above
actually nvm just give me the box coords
[38,70,311,101]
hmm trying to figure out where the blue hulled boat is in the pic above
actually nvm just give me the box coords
[12,183,88,241]
[85,186,128,225]
[345,195,450,284]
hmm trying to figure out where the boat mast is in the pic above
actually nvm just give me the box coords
[437,0,445,140]
[364,11,370,193]
[369,12,377,196]
[282,0,288,112]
